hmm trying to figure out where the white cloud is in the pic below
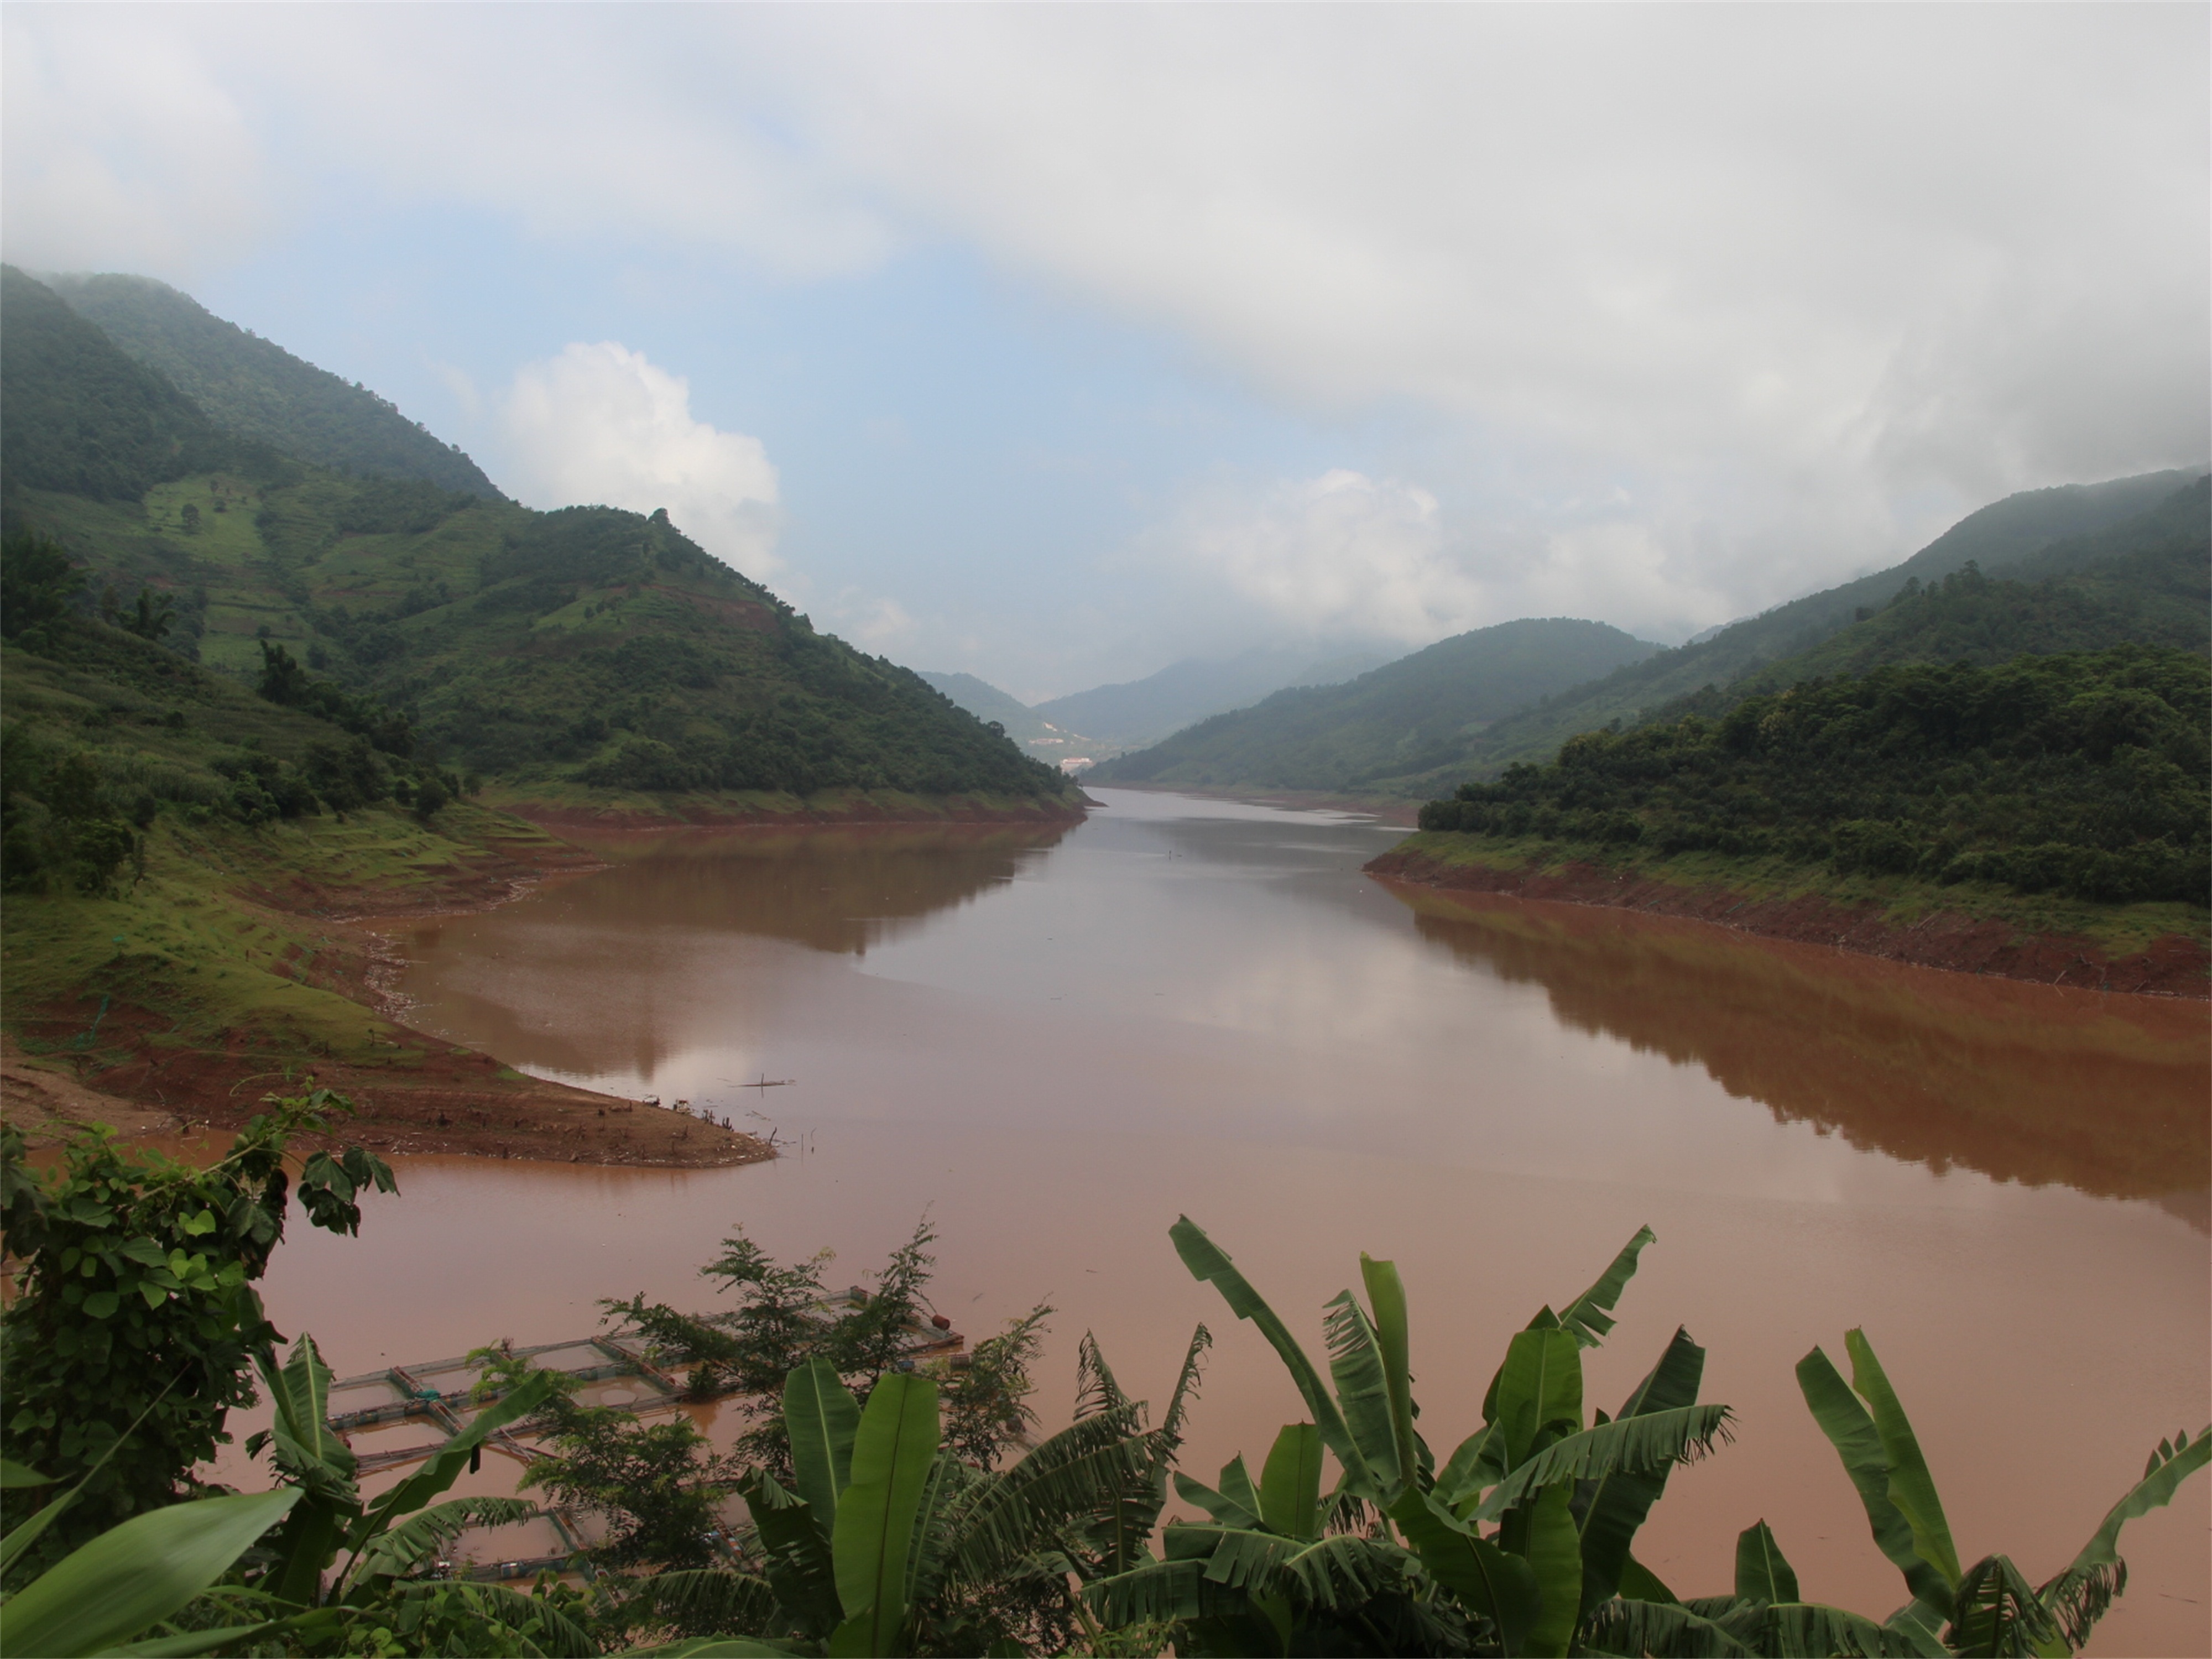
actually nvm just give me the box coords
[1155,470,1474,645]
[3,5,2203,655]
[499,342,781,578]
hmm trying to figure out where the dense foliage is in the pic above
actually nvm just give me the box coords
[1420,647,2210,906]
[1090,619,1658,793]
[1417,470,2207,787]
[0,1090,395,1575]
[3,1124,2204,1656]
[0,267,262,505]
[44,271,503,499]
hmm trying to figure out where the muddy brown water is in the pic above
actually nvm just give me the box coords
[237,790,2205,1652]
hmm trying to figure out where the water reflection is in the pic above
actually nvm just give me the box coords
[1385,883,2210,1214]
[536,823,1072,955]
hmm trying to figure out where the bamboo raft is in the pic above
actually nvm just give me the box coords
[324,1294,968,1580]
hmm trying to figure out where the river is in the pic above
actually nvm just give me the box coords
[253,789,2208,1652]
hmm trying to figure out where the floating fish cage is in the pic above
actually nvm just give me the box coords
[324,1292,965,1577]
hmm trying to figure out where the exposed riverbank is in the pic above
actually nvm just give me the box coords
[486,782,1092,833]
[1370,833,2211,997]
[1,801,775,1167]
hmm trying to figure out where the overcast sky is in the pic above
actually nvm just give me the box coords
[7,3,2205,700]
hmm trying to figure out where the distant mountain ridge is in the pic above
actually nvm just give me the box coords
[1418,466,2209,789]
[2,265,1074,811]
[1031,640,1398,749]
[1089,618,1660,792]
[42,271,503,499]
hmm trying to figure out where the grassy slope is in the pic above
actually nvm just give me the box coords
[1383,829,2205,962]
[1389,467,2206,791]
[1089,618,1658,792]
[45,270,503,499]
[2,626,580,1092]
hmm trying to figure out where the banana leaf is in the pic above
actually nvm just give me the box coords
[830,1372,939,1657]
[740,1472,842,1639]
[1174,1469,1264,1531]
[1323,1290,1404,1496]
[1360,1254,1420,1496]
[1387,1487,1540,1654]
[345,1367,560,1558]
[1577,1327,1707,1619]
[1733,1521,1799,1605]
[1523,1481,1583,1657]
[2036,1424,2209,1650]
[1795,1344,1952,1621]
[1492,1326,1585,1472]
[1171,1217,1378,1498]
[1260,1422,1324,1542]
[350,1495,541,1585]
[1557,1225,1657,1348]
[1947,1553,2064,1659]
[785,1359,860,1532]
[1844,1331,1961,1589]
[1468,1404,1733,1522]
[1583,1595,1753,1657]
[0,1488,301,1658]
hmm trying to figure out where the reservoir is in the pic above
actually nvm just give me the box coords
[260,790,2208,1653]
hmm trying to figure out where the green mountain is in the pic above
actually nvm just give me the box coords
[1088,618,1659,793]
[1,267,1074,814]
[919,671,1060,743]
[42,272,502,498]
[1407,467,2206,790]
[1707,477,2209,702]
[1031,641,1397,749]
[1415,645,2209,910]
[0,267,262,504]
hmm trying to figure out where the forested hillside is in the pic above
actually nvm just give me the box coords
[1,267,1075,814]
[1415,467,2206,786]
[1032,640,1396,748]
[1087,618,1657,792]
[1416,646,2209,907]
[44,271,502,498]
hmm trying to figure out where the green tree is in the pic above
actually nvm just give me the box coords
[0,531,85,641]
[0,1089,397,1575]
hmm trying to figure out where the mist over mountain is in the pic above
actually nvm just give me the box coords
[1029,641,1399,750]
[42,271,503,500]
[1088,619,1658,794]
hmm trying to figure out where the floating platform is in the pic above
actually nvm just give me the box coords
[322,1293,966,1578]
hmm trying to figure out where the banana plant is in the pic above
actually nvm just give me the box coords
[1793,1328,2207,1657]
[1587,1331,2211,1658]
[674,1352,1170,1655]
[1084,1218,1733,1656]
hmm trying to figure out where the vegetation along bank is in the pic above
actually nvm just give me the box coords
[1,263,1084,1157]
[1377,646,2211,994]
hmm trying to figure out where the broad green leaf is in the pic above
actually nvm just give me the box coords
[1557,1224,1656,1348]
[1796,1344,1953,1620]
[1435,1423,1504,1511]
[1584,1596,1752,1656]
[831,1372,939,1657]
[1359,1254,1419,1499]
[1948,1553,2063,1659]
[346,1367,558,1555]
[1171,1216,1377,1497]
[1618,1552,1679,1604]
[1173,1470,1263,1531]
[1470,1404,1732,1522]
[1523,1480,1583,1657]
[1578,1326,1707,1619]
[2037,1423,2209,1650]
[1217,1452,1264,1520]
[1493,1326,1584,1470]
[741,1473,842,1639]
[0,1459,52,1488]
[352,1495,541,1584]
[635,1641,805,1658]
[785,1359,860,1531]
[109,1620,296,1657]
[1734,1520,1799,1604]
[1845,1330,1961,1589]
[0,1488,300,1657]
[1322,1290,1403,1494]
[1387,1488,1540,1653]
[1259,1422,1323,1542]
[256,1334,357,1491]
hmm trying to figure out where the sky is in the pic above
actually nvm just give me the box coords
[5,4,2206,702]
